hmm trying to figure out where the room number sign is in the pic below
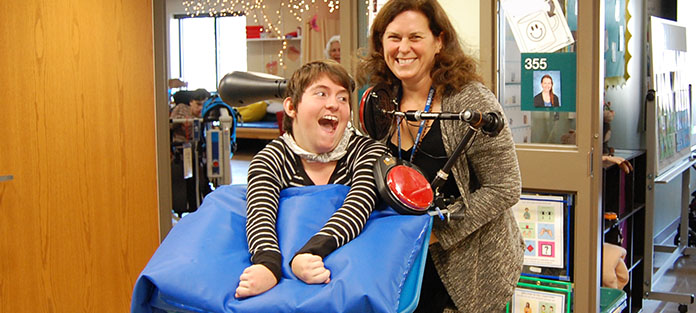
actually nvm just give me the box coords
[520,52,576,112]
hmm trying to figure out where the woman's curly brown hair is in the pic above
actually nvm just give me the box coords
[356,0,482,98]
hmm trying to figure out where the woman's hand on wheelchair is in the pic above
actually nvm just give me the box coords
[235,264,278,298]
[291,253,331,284]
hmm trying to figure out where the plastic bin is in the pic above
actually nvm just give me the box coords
[600,287,627,313]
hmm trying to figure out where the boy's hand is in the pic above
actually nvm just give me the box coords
[291,253,331,284]
[235,264,278,298]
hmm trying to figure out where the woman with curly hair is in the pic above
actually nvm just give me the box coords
[357,0,524,311]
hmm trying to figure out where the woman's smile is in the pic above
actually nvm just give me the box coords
[382,10,442,87]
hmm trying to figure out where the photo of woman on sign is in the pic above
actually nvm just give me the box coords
[533,72,561,108]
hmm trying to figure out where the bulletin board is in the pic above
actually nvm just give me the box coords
[648,16,691,178]
[605,0,633,87]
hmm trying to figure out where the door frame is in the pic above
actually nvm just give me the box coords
[154,0,174,240]
[481,1,605,311]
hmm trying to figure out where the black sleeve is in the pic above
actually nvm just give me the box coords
[251,250,283,283]
[291,235,337,262]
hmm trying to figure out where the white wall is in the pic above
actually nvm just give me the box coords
[439,0,480,58]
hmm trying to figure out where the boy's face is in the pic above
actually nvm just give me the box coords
[190,99,205,117]
[284,74,350,154]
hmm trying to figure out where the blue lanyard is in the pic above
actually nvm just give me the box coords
[396,87,435,163]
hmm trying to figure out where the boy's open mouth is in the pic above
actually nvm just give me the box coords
[319,115,338,132]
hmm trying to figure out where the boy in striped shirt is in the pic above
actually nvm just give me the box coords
[235,60,388,299]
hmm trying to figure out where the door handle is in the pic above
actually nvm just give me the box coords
[0,175,13,182]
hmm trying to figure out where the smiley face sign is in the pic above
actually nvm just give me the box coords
[519,10,556,49]
[501,0,574,53]
[527,20,547,41]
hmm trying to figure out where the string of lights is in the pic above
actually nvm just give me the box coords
[182,0,342,69]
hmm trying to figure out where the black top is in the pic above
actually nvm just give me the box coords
[387,120,461,199]
[533,92,560,108]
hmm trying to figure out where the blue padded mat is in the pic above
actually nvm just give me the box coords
[131,184,431,313]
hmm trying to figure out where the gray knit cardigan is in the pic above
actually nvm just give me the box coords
[430,81,525,312]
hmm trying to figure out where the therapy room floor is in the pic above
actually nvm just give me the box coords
[226,139,696,312]
[641,245,696,312]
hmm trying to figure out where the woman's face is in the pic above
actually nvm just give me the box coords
[329,41,341,62]
[382,10,442,86]
[284,74,350,154]
[541,77,553,92]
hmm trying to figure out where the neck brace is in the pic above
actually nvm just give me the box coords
[281,129,352,163]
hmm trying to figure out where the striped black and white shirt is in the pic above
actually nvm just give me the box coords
[245,132,388,281]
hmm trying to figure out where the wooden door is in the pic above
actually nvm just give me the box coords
[0,0,161,311]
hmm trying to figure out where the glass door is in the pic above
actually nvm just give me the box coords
[487,0,604,311]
